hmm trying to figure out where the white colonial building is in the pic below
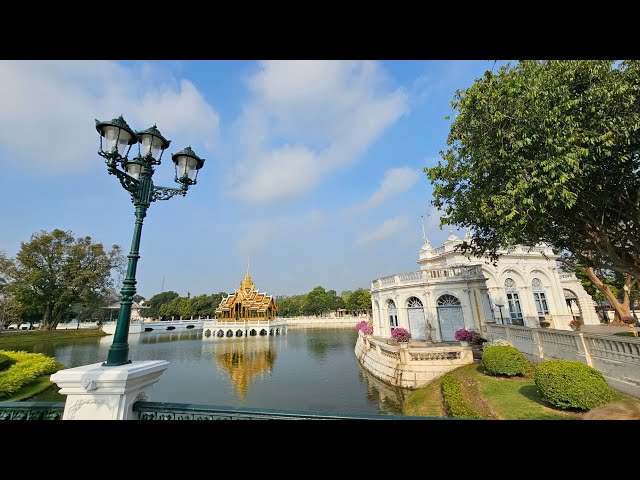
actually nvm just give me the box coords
[370,230,598,342]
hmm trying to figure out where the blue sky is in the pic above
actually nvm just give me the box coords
[0,60,510,298]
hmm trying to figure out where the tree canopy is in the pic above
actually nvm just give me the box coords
[426,60,640,282]
[140,291,223,320]
[0,229,124,330]
[140,291,179,319]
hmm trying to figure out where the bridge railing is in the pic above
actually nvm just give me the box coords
[132,401,435,420]
[0,402,65,420]
[0,399,441,420]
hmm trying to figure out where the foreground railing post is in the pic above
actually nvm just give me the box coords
[50,360,169,420]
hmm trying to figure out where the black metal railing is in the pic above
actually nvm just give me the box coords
[0,402,65,420]
[133,401,436,420]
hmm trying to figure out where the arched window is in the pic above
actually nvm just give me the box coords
[532,277,549,322]
[503,277,523,325]
[437,294,461,306]
[388,300,398,329]
[407,297,423,308]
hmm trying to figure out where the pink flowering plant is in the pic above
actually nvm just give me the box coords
[355,321,373,335]
[568,318,583,330]
[391,327,412,343]
[454,328,475,342]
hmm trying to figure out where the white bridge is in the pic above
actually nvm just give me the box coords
[202,319,288,338]
[101,319,204,335]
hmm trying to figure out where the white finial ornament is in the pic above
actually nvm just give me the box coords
[421,216,430,247]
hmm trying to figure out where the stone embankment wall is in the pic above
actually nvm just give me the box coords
[354,332,473,389]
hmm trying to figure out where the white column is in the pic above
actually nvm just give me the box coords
[50,360,169,420]
[464,288,476,330]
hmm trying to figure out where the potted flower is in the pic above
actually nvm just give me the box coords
[454,328,474,347]
[568,318,583,331]
[622,315,636,326]
[622,315,638,337]
[539,315,552,328]
[391,327,412,344]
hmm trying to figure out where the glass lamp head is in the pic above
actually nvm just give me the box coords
[95,115,138,157]
[171,146,205,186]
[137,125,171,161]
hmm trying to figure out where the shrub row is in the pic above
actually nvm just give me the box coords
[0,353,12,371]
[481,345,528,376]
[441,374,482,419]
[478,342,616,411]
[0,350,60,398]
[482,339,512,351]
[534,360,614,411]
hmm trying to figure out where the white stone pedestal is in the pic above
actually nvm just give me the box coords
[50,360,169,420]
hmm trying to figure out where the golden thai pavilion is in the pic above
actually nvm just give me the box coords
[215,270,278,321]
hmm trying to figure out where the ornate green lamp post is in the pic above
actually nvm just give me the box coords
[95,116,205,366]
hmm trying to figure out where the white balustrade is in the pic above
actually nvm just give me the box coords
[485,323,640,397]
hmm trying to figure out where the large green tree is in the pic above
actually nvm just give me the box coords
[346,288,372,315]
[140,291,179,319]
[0,229,124,330]
[426,60,640,314]
[276,294,305,317]
[303,286,327,316]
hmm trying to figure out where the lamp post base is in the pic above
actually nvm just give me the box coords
[50,360,169,420]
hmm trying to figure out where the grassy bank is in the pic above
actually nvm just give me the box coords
[1,375,58,401]
[0,329,106,348]
[404,363,635,420]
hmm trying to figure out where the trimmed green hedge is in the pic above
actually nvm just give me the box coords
[441,374,482,419]
[0,353,12,371]
[481,345,528,377]
[0,350,60,398]
[534,360,614,411]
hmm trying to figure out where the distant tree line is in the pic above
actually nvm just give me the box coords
[139,286,372,320]
[276,286,371,318]
[139,291,226,320]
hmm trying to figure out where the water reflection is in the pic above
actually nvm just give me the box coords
[23,328,409,415]
[138,330,202,344]
[205,337,276,402]
[358,366,407,415]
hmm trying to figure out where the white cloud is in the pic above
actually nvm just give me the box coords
[227,60,409,204]
[304,210,327,231]
[0,61,220,173]
[349,167,419,212]
[356,216,409,245]
[234,220,277,254]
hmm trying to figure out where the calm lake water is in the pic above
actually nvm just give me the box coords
[23,328,407,415]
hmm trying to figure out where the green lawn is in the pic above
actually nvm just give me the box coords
[1,375,57,402]
[403,377,444,417]
[0,329,106,348]
[404,362,635,420]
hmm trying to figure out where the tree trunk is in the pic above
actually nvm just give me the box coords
[42,303,54,330]
[584,267,632,322]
